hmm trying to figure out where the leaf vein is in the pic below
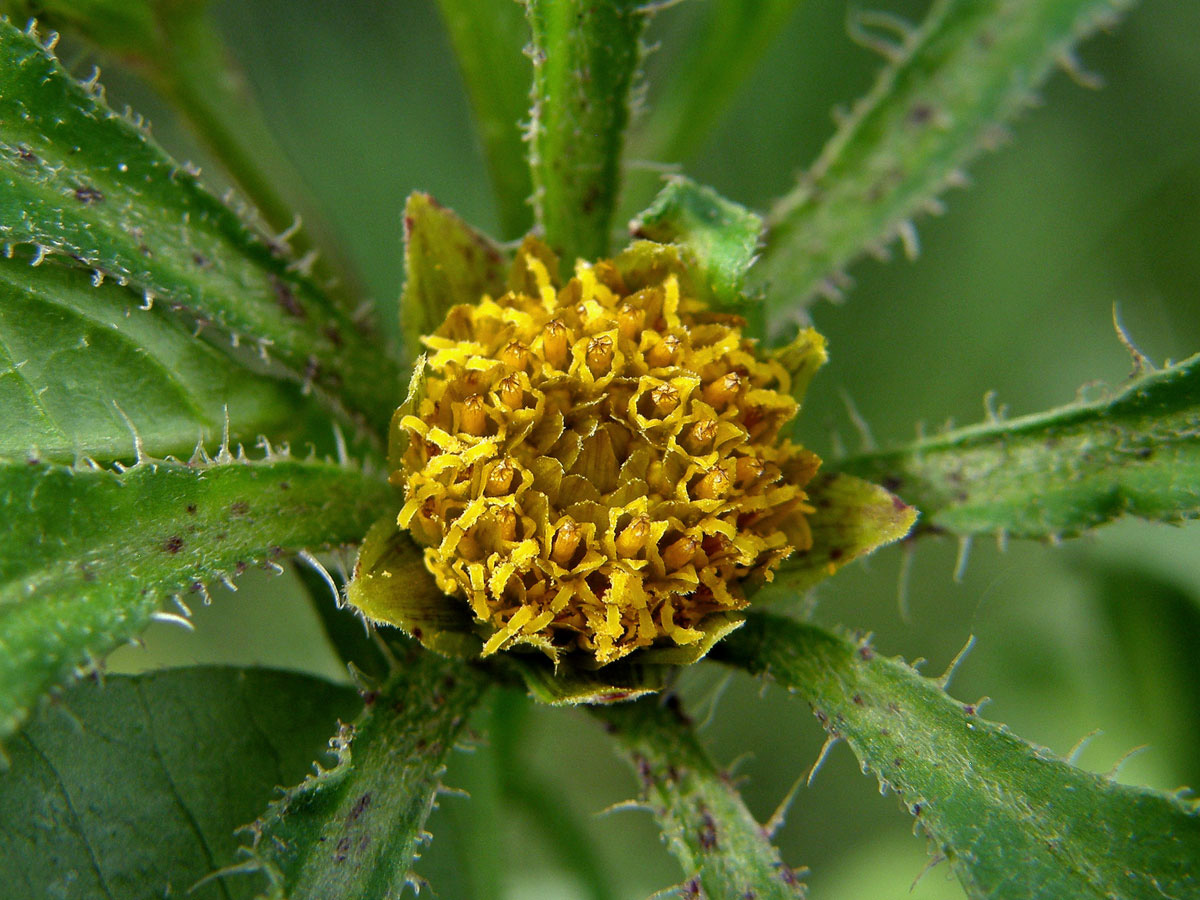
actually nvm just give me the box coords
[21,732,118,900]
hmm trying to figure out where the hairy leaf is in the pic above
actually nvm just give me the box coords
[400,193,508,366]
[435,0,533,239]
[633,0,806,165]
[1,0,367,308]
[242,649,488,900]
[757,0,1133,313]
[0,251,337,463]
[836,353,1200,539]
[630,176,763,310]
[718,614,1200,900]
[0,20,401,436]
[0,667,358,900]
[0,454,393,739]
[525,0,649,267]
[595,697,806,899]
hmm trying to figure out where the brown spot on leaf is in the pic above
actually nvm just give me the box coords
[163,536,184,554]
[322,325,344,348]
[74,184,103,204]
[698,807,718,851]
[270,274,306,318]
[908,103,935,125]
[348,792,372,823]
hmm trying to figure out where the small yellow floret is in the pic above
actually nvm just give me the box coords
[396,241,820,665]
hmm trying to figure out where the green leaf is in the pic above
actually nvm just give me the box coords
[0,666,359,900]
[0,20,402,437]
[0,453,393,739]
[757,0,1134,312]
[400,192,508,365]
[718,614,1200,900]
[3,0,368,311]
[759,472,916,597]
[632,0,806,165]
[630,176,763,310]
[525,0,650,267]
[242,649,489,900]
[594,696,806,899]
[0,250,338,463]
[434,0,534,239]
[836,353,1200,540]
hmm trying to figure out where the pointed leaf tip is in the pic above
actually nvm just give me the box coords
[767,472,917,595]
[346,515,483,659]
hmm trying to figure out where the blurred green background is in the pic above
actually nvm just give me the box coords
[93,1,1200,897]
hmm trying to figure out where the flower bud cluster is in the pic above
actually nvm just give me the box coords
[395,240,818,665]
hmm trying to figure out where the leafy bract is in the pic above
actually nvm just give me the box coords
[757,0,1133,315]
[0,454,393,739]
[347,515,481,660]
[242,650,488,900]
[837,353,1200,539]
[758,472,916,597]
[718,614,1200,900]
[0,19,401,436]
[0,666,359,900]
[630,176,763,310]
[596,698,806,899]
[0,251,336,463]
[400,192,508,365]
[526,0,649,267]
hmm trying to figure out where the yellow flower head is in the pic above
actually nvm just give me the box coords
[393,239,821,666]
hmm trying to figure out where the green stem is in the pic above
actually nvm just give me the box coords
[246,650,490,899]
[594,696,805,899]
[525,0,649,269]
